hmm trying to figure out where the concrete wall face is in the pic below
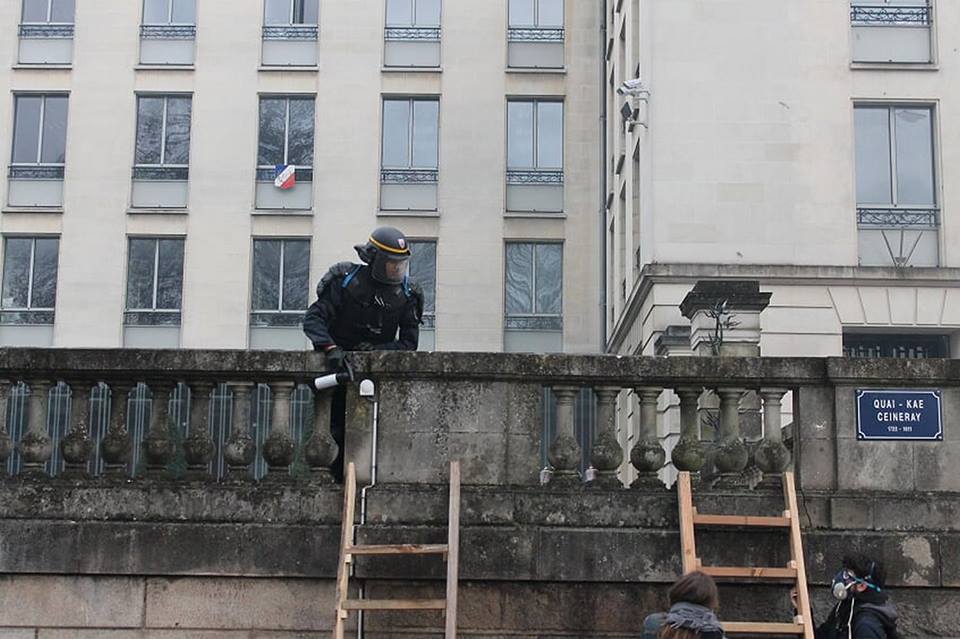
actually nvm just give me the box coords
[605,0,960,357]
[0,1,601,354]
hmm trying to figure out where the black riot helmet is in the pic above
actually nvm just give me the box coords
[354,226,411,285]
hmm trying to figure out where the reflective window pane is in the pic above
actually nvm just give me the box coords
[287,98,315,167]
[252,240,282,311]
[537,0,563,27]
[164,97,192,165]
[50,0,75,22]
[409,241,437,314]
[143,0,169,24]
[264,0,290,25]
[854,107,892,205]
[534,243,562,314]
[303,0,319,24]
[135,97,165,165]
[257,99,287,166]
[40,96,68,164]
[30,238,59,309]
[157,239,184,309]
[126,239,156,310]
[507,102,534,168]
[382,100,411,168]
[21,0,48,22]
[12,96,42,164]
[509,0,535,26]
[505,243,534,315]
[281,240,310,311]
[386,0,412,25]
[415,0,441,26]
[412,100,439,168]
[171,0,195,23]
[895,108,935,206]
[1,238,32,309]
[537,102,563,169]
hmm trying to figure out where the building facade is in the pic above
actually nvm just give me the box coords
[0,0,603,354]
[605,0,960,360]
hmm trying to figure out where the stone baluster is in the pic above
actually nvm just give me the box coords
[754,389,791,487]
[101,383,134,476]
[223,382,256,480]
[588,386,623,488]
[263,382,296,479]
[547,386,581,487]
[630,387,666,489]
[142,382,177,479]
[304,387,339,483]
[20,380,53,476]
[0,380,13,467]
[183,382,215,480]
[671,387,706,476]
[60,380,94,478]
[713,388,749,485]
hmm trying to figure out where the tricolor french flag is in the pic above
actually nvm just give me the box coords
[274,164,296,190]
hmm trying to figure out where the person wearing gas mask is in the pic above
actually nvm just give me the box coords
[303,226,423,481]
[806,552,899,639]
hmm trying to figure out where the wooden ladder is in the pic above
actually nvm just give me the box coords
[333,460,461,639]
[677,471,815,638]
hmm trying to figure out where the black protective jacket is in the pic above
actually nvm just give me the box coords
[302,262,423,351]
[816,590,899,639]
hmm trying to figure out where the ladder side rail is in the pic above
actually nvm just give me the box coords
[783,471,815,639]
[445,460,461,639]
[677,471,699,573]
[333,462,359,639]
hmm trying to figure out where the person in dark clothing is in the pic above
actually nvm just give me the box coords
[814,553,899,639]
[303,226,423,481]
[642,571,726,639]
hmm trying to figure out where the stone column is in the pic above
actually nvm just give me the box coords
[679,280,771,357]
[183,382,215,480]
[101,383,134,477]
[223,382,256,481]
[713,388,749,485]
[630,387,666,489]
[754,389,791,486]
[671,387,706,476]
[142,382,176,479]
[304,388,338,483]
[263,382,296,480]
[547,386,581,487]
[588,386,623,488]
[20,380,52,476]
[0,380,13,467]
[61,380,94,478]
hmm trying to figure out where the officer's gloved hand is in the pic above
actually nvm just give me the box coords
[325,346,347,372]
[354,342,376,351]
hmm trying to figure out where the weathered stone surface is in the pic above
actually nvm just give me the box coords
[0,576,143,627]
[941,534,960,587]
[836,439,916,492]
[830,496,874,530]
[806,532,941,587]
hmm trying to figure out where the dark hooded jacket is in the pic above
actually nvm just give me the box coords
[816,589,899,639]
[302,262,423,351]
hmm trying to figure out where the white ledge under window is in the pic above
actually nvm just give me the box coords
[126,207,188,215]
[250,209,314,216]
[381,66,442,73]
[504,211,566,219]
[2,206,63,214]
[134,64,195,71]
[505,66,567,74]
[850,61,939,71]
[377,209,441,218]
[12,63,71,70]
[257,65,319,72]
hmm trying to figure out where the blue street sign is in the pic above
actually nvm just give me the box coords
[856,389,943,441]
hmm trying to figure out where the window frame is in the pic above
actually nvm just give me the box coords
[508,0,564,28]
[10,93,69,168]
[256,95,316,174]
[385,0,442,27]
[133,94,193,170]
[504,241,563,326]
[0,235,60,315]
[506,98,564,171]
[142,0,197,26]
[20,0,75,25]
[407,239,437,326]
[124,237,185,314]
[250,238,311,324]
[263,0,319,26]
[843,332,951,359]
[381,97,440,170]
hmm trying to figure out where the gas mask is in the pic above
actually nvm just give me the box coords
[831,569,880,601]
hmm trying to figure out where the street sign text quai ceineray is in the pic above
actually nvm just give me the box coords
[856,389,943,441]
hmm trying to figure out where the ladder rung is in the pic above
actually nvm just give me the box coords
[340,598,447,611]
[723,621,805,634]
[693,513,791,528]
[701,565,798,580]
[347,543,449,556]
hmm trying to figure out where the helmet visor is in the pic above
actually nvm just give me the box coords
[373,254,409,285]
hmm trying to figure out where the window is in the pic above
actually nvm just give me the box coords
[384,0,441,68]
[1,237,59,325]
[505,242,562,329]
[844,333,950,359]
[19,0,75,65]
[851,0,933,64]
[262,0,319,66]
[506,100,564,212]
[132,95,191,208]
[143,0,195,24]
[140,0,196,65]
[381,98,439,210]
[408,240,437,327]
[255,96,315,209]
[507,0,564,69]
[8,94,68,208]
[125,238,185,325]
[264,0,319,25]
[21,0,74,24]
[250,239,310,326]
[854,105,938,267]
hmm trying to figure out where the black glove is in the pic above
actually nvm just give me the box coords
[325,347,347,372]
[354,342,376,351]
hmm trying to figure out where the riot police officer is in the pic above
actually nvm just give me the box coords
[303,226,423,480]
